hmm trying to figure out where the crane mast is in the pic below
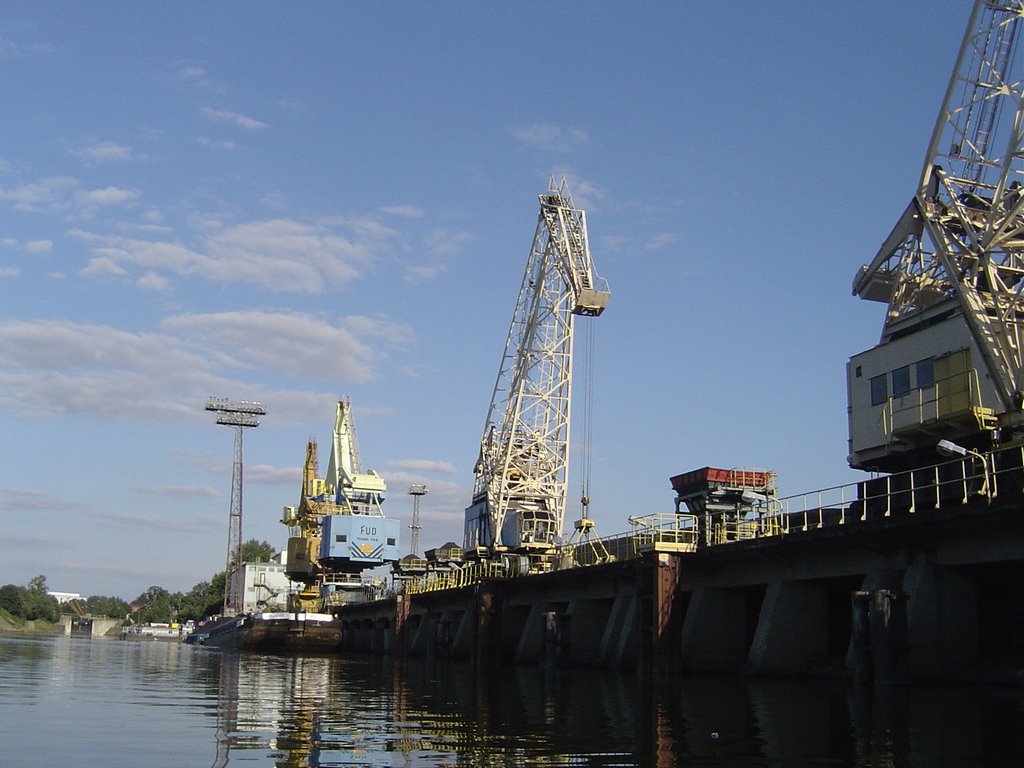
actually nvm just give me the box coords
[849,1,1024,470]
[464,178,610,565]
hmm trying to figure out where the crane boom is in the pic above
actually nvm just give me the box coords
[464,178,610,563]
[848,1,1024,470]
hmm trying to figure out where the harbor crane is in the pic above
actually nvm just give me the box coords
[283,398,399,611]
[849,1,1024,472]
[463,178,610,569]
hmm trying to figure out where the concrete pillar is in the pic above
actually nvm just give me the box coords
[903,563,979,676]
[449,608,474,660]
[869,589,909,685]
[475,584,500,668]
[514,604,546,664]
[747,580,828,675]
[566,597,610,664]
[433,617,452,659]
[598,592,637,668]
[680,587,748,672]
[542,611,569,668]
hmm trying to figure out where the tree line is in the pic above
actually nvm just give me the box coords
[0,539,276,626]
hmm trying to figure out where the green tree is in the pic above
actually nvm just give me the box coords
[27,574,48,594]
[23,590,59,622]
[132,586,174,624]
[177,580,221,622]
[0,584,25,617]
[240,539,276,563]
[84,595,130,619]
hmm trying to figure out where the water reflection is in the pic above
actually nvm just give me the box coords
[206,650,1024,767]
[1,638,1021,767]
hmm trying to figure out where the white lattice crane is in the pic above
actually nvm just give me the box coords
[849,1,1024,471]
[463,178,610,564]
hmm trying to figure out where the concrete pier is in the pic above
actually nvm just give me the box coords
[339,461,1024,684]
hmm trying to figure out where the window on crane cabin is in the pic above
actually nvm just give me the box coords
[870,374,888,406]
[915,358,934,389]
[892,365,911,397]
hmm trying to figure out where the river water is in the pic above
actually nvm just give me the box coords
[1,635,1021,767]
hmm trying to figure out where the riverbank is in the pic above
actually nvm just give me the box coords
[0,610,61,635]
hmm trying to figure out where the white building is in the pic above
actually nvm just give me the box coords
[227,552,300,614]
[47,591,82,605]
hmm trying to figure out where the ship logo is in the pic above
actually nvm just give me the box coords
[351,542,384,559]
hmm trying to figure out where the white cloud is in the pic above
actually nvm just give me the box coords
[385,459,457,475]
[178,65,207,81]
[132,484,218,498]
[92,511,215,533]
[0,319,230,420]
[79,186,139,206]
[0,176,139,218]
[0,37,53,59]
[0,267,19,278]
[69,216,382,293]
[24,240,53,254]
[81,257,128,277]
[380,205,424,218]
[162,310,412,384]
[403,263,446,283]
[137,271,169,291]
[424,227,472,256]
[70,141,134,165]
[0,176,78,212]
[0,487,87,512]
[511,124,589,152]
[201,107,267,130]
[197,136,238,151]
[643,232,677,250]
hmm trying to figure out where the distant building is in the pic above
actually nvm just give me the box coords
[47,591,82,605]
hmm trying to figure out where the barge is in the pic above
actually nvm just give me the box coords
[186,612,341,652]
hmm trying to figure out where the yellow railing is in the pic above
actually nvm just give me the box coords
[404,561,510,595]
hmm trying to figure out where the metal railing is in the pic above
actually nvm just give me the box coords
[404,561,510,596]
[394,446,1011,597]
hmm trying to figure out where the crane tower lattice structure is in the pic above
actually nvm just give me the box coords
[854,1,1024,419]
[464,178,610,561]
[206,397,265,615]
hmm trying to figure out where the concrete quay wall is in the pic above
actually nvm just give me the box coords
[339,496,1024,684]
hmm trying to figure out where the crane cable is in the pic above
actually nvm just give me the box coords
[579,316,595,518]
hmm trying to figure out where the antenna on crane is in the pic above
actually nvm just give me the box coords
[206,396,265,615]
[408,484,427,557]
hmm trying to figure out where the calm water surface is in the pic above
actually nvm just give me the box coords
[1,635,1022,766]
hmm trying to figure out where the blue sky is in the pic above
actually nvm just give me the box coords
[1,1,971,599]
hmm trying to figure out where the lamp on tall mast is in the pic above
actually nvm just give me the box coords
[205,396,265,615]
[408,484,428,557]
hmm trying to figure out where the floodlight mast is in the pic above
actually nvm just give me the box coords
[408,484,428,557]
[205,397,265,615]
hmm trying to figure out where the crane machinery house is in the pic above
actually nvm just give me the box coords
[848,0,1024,474]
